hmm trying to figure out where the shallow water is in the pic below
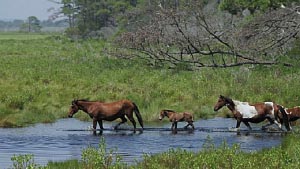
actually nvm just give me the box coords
[0,117,284,169]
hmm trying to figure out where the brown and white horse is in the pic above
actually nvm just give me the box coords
[213,95,290,131]
[278,106,300,129]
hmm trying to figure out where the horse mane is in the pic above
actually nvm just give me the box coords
[76,99,90,101]
[223,96,235,107]
[162,109,176,113]
[74,99,104,102]
[72,99,101,106]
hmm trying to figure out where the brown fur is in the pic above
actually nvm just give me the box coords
[213,95,290,131]
[68,99,144,133]
[159,109,195,131]
[278,106,300,127]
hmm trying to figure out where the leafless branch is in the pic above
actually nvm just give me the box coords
[114,2,299,69]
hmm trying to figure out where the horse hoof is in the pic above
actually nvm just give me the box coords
[228,127,240,132]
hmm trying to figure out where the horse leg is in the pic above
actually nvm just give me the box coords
[172,122,178,134]
[92,118,97,130]
[92,118,97,135]
[190,122,195,130]
[273,119,283,130]
[184,122,194,130]
[243,121,252,131]
[231,120,241,131]
[98,120,104,130]
[184,123,189,129]
[126,115,137,133]
[114,116,127,130]
[171,122,175,130]
[262,117,274,130]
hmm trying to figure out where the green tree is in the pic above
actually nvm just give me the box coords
[20,16,42,32]
[57,0,137,37]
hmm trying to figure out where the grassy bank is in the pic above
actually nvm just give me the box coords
[10,133,300,169]
[133,133,300,169]
[1,33,300,127]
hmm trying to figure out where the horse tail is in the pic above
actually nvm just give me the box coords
[133,102,144,129]
[278,105,291,131]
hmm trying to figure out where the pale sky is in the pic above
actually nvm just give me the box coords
[0,0,62,20]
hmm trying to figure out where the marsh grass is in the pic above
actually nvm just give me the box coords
[133,134,300,169]
[45,138,125,169]
[1,34,300,127]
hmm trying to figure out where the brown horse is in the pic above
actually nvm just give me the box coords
[278,106,300,129]
[68,99,144,133]
[159,109,195,132]
[213,95,290,131]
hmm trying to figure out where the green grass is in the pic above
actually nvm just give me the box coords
[0,33,300,127]
[0,32,52,40]
[133,134,300,169]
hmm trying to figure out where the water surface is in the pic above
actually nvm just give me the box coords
[0,118,284,168]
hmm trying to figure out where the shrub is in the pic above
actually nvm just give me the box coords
[11,154,39,169]
[81,137,124,169]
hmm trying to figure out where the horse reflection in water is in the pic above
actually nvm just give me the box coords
[159,109,195,133]
[213,95,290,132]
[68,99,144,134]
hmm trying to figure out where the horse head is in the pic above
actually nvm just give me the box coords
[159,110,166,120]
[214,95,233,111]
[68,100,79,118]
[159,110,175,120]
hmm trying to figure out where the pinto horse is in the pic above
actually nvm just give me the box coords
[213,95,290,131]
[159,109,195,132]
[278,106,300,128]
[68,99,144,133]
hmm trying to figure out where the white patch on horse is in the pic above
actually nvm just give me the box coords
[264,102,275,115]
[233,100,258,118]
[286,108,292,114]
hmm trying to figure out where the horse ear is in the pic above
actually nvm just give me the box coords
[72,99,77,105]
[163,110,167,115]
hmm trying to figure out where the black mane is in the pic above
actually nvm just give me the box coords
[162,109,176,113]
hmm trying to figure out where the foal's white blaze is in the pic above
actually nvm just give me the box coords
[233,100,258,118]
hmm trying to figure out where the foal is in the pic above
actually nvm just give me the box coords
[159,109,195,132]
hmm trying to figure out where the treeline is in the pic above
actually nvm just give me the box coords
[0,19,67,32]
[54,0,209,37]
[55,0,139,37]
[54,0,300,37]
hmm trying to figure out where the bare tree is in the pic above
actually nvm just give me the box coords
[236,6,300,60]
[114,2,300,69]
